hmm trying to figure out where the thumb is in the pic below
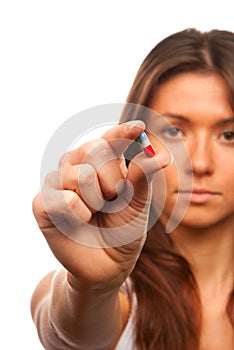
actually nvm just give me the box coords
[94,149,172,250]
[126,147,172,211]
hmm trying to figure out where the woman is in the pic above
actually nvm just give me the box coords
[31,28,234,349]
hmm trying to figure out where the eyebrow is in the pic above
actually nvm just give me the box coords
[162,113,190,122]
[162,113,234,125]
[216,117,234,125]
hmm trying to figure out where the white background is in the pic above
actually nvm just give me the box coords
[1,1,234,348]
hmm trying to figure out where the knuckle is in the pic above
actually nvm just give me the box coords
[63,191,77,212]
[58,152,69,167]
[78,164,96,187]
[32,193,42,216]
[82,139,107,156]
[46,191,76,219]
[64,192,92,222]
[44,170,60,187]
[95,139,112,156]
[85,139,112,160]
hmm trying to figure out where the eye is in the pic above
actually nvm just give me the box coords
[221,131,234,143]
[161,126,183,140]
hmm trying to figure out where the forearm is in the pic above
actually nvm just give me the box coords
[34,269,123,350]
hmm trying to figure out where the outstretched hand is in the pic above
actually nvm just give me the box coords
[32,121,171,292]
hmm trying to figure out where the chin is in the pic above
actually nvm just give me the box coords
[160,209,225,232]
[171,211,233,232]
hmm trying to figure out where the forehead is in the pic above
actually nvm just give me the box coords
[149,72,233,121]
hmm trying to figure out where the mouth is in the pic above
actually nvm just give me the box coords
[177,188,220,204]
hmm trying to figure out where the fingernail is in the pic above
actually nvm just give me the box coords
[125,120,145,129]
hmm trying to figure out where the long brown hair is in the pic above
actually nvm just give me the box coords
[120,28,234,349]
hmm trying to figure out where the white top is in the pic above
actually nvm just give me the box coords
[115,280,136,350]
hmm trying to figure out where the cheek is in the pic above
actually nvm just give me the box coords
[215,152,234,198]
[223,172,234,206]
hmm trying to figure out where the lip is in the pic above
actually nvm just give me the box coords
[178,188,220,204]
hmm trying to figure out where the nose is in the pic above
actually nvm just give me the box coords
[186,134,214,176]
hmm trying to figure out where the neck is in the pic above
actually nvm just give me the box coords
[171,218,234,295]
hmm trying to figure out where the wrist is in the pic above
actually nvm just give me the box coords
[66,271,121,298]
[49,269,123,350]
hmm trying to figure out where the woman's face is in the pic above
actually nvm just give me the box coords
[148,72,234,230]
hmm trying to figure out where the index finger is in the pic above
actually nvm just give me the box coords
[59,121,145,200]
[60,120,145,167]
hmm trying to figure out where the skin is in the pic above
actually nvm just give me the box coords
[31,72,234,350]
[31,120,171,349]
[149,72,234,349]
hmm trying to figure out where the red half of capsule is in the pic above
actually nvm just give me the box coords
[143,144,155,157]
